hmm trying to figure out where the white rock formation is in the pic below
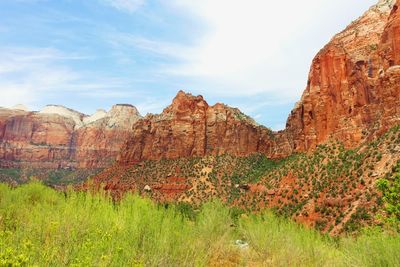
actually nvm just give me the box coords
[83,109,107,125]
[12,104,29,111]
[106,104,141,128]
[38,104,142,130]
[40,105,85,128]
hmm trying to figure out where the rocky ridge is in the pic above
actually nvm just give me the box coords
[0,104,141,169]
[285,0,400,152]
[114,0,400,165]
[0,0,400,235]
[117,91,288,163]
[85,0,400,234]
[1,0,400,182]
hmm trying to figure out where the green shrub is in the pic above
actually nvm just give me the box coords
[377,163,400,229]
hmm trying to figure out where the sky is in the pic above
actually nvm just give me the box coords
[0,0,378,130]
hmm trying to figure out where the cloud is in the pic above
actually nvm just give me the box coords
[0,45,171,117]
[0,47,79,107]
[102,0,145,13]
[106,32,188,59]
[134,97,170,115]
[0,46,139,109]
[98,0,378,128]
[1,0,378,128]
[120,0,377,99]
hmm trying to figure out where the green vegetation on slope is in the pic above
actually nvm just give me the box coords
[0,183,399,266]
[0,168,101,187]
[377,161,400,230]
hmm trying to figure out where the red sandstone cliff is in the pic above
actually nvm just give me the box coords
[285,0,400,152]
[2,0,400,170]
[116,1,400,164]
[117,91,285,163]
[0,104,141,169]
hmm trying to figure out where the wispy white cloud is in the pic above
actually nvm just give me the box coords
[0,45,171,117]
[0,47,138,109]
[0,47,79,107]
[106,32,188,59]
[236,99,296,116]
[134,97,170,115]
[119,0,377,99]
[102,0,145,13]
[0,0,378,127]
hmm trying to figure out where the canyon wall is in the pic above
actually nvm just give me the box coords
[0,105,141,169]
[117,0,400,164]
[285,0,400,152]
[1,0,400,170]
[118,91,290,163]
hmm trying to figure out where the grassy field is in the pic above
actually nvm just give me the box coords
[0,183,399,266]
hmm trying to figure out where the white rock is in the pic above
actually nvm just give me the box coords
[40,105,85,128]
[144,185,151,192]
[235,240,249,250]
[83,109,107,125]
[106,104,141,128]
[38,104,141,130]
[12,104,29,111]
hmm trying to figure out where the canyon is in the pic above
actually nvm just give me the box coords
[0,0,398,169]
[118,0,400,164]
[1,0,400,233]
[86,0,400,234]
[1,1,400,170]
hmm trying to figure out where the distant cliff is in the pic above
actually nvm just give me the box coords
[117,91,290,163]
[0,104,141,168]
[2,0,400,170]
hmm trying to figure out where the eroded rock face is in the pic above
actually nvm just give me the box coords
[285,0,400,152]
[117,91,286,163]
[0,104,141,168]
[118,0,400,162]
[74,105,142,168]
[2,1,400,171]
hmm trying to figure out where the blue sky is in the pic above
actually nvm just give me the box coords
[0,0,377,130]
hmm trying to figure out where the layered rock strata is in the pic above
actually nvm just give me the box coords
[0,104,141,168]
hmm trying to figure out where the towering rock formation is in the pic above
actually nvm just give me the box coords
[118,91,286,163]
[74,105,142,168]
[285,0,400,152]
[2,0,400,171]
[0,104,141,169]
[117,0,400,164]
[69,0,400,166]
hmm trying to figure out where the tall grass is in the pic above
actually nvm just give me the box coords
[238,213,344,266]
[0,182,399,266]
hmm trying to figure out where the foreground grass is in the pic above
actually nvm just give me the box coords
[0,183,399,266]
